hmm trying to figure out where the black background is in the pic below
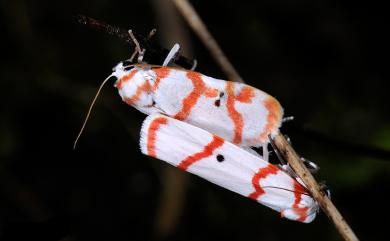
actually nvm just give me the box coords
[1,0,389,240]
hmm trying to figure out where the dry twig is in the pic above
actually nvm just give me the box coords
[76,14,195,69]
[272,135,358,241]
[171,0,359,241]
[171,0,244,83]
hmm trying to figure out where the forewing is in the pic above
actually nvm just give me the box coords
[139,114,317,222]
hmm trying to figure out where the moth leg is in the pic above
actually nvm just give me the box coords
[269,134,296,177]
[301,157,320,174]
[242,147,262,158]
[262,143,269,162]
[278,163,297,178]
[319,181,331,199]
[282,116,294,123]
[191,59,198,70]
[148,98,164,113]
[269,135,287,165]
[283,134,291,144]
[162,43,180,66]
[147,28,157,40]
[128,29,146,63]
[274,137,320,174]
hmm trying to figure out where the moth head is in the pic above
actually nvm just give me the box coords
[112,61,155,114]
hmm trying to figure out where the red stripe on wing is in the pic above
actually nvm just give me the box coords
[178,135,224,171]
[226,82,244,144]
[152,67,171,91]
[259,96,282,141]
[292,181,310,222]
[174,71,206,120]
[248,164,280,200]
[225,82,255,145]
[116,70,139,89]
[123,81,151,105]
[147,117,169,157]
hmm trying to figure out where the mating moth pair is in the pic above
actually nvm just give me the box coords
[78,44,321,223]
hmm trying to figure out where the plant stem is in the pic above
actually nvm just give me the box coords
[171,1,359,240]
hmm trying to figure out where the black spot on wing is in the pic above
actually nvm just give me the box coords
[216,154,224,162]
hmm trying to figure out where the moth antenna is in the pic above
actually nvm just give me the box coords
[262,186,311,197]
[73,74,115,150]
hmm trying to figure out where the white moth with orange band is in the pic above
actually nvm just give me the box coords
[106,59,320,223]
[113,62,283,148]
[140,114,318,223]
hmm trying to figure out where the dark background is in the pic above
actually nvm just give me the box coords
[1,0,389,240]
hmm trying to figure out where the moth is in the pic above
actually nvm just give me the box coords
[113,62,283,148]
[109,59,319,223]
[75,45,320,223]
[140,113,318,223]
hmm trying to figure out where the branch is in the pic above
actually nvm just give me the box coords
[272,135,358,241]
[76,14,195,69]
[171,0,359,241]
[170,1,244,83]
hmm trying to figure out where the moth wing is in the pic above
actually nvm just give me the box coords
[139,114,317,223]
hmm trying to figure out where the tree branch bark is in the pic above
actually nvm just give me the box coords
[171,0,359,241]
[272,134,358,241]
[170,0,244,83]
[76,14,195,69]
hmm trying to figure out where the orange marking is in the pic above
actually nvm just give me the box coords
[174,71,206,120]
[204,88,219,98]
[116,70,139,89]
[147,117,168,157]
[292,181,309,222]
[248,164,280,200]
[152,67,171,91]
[235,86,255,103]
[123,81,151,106]
[225,83,255,144]
[178,135,224,170]
[226,82,243,144]
[259,96,282,141]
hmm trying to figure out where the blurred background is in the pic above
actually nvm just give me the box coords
[0,0,389,240]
